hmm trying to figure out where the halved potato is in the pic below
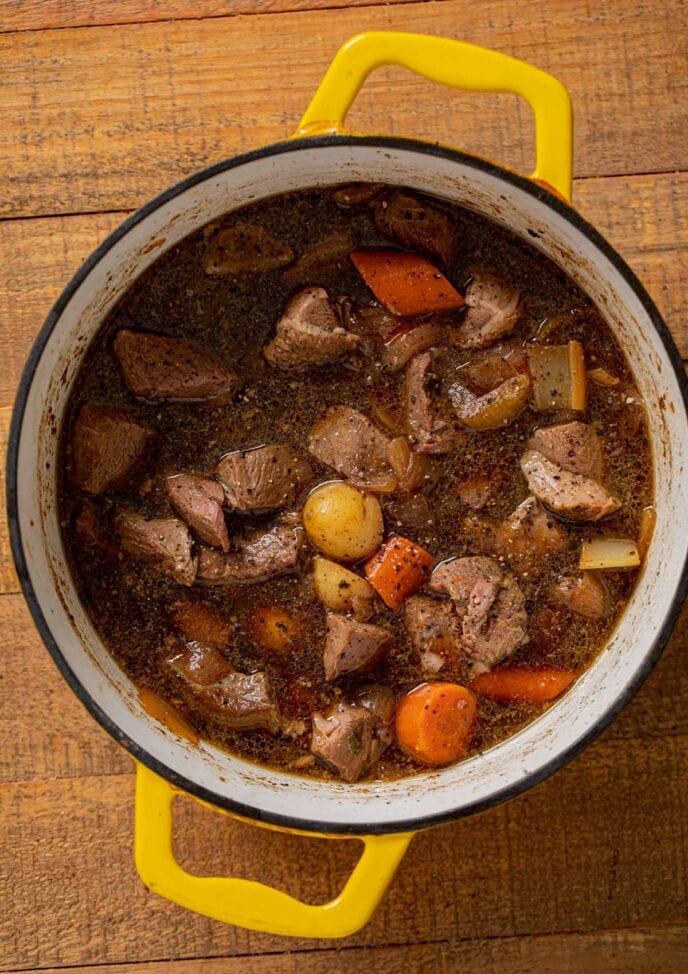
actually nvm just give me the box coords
[303,481,383,561]
[312,556,376,619]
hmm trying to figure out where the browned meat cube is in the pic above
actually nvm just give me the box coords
[282,230,354,284]
[380,319,454,373]
[323,613,392,680]
[528,421,606,481]
[263,287,359,369]
[497,496,570,575]
[167,641,233,686]
[113,329,240,402]
[403,595,465,676]
[550,572,609,619]
[455,271,521,349]
[216,444,312,512]
[429,556,528,673]
[166,473,229,551]
[197,524,302,585]
[375,190,455,266]
[115,510,197,586]
[169,601,232,648]
[404,351,463,454]
[71,403,155,495]
[310,702,375,782]
[308,406,395,489]
[202,222,293,276]
[456,474,494,512]
[520,449,622,522]
[352,684,397,759]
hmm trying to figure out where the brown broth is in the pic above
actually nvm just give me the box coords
[57,185,653,781]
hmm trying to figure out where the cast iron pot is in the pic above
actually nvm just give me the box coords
[8,32,688,937]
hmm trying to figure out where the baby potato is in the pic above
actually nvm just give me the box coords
[312,556,376,620]
[303,482,383,561]
[249,606,301,653]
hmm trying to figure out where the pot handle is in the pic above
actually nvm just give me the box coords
[134,763,413,938]
[296,31,573,201]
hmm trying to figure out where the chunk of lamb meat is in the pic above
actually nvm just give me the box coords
[375,190,455,266]
[352,684,396,759]
[323,613,393,680]
[308,406,395,489]
[71,403,155,495]
[282,230,354,284]
[197,524,302,585]
[310,702,376,782]
[166,474,229,551]
[404,351,463,454]
[528,421,606,481]
[263,287,359,369]
[167,643,281,732]
[550,572,608,620]
[403,596,465,677]
[216,444,312,512]
[380,319,454,372]
[115,510,197,586]
[454,271,521,349]
[429,556,528,673]
[496,496,569,575]
[113,330,240,402]
[202,222,293,275]
[520,449,622,522]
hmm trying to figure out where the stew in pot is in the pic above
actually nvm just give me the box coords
[58,184,654,782]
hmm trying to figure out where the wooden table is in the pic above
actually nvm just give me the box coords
[1,2,686,971]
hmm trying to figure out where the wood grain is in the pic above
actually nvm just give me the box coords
[1,734,686,969]
[1,590,686,786]
[0,0,686,218]
[29,928,688,974]
[0,0,422,34]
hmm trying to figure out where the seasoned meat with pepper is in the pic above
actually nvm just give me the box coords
[528,421,606,481]
[165,473,229,551]
[404,351,463,454]
[375,190,455,265]
[520,449,622,522]
[115,511,197,586]
[282,230,354,284]
[308,406,395,489]
[429,556,528,673]
[454,270,521,349]
[167,640,233,686]
[310,702,376,782]
[71,403,155,495]
[550,572,609,619]
[113,330,240,402]
[203,222,293,275]
[323,613,393,680]
[264,287,359,369]
[403,596,465,676]
[497,496,570,575]
[216,444,312,513]
[197,524,302,584]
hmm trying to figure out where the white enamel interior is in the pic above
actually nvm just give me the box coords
[13,142,688,833]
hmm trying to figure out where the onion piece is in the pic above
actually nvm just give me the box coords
[637,505,656,560]
[588,366,620,386]
[528,341,587,411]
[579,537,641,570]
[569,340,587,410]
[387,436,432,493]
[448,373,531,431]
[380,320,452,372]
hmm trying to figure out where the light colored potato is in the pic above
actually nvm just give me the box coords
[312,556,375,619]
[303,482,383,561]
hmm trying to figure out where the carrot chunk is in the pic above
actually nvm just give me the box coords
[469,667,577,703]
[350,249,465,317]
[249,606,301,653]
[364,534,434,611]
[396,682,477,766]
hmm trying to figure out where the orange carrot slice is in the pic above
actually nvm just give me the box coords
[469,667,577,703]
[364,534,434,611]
[396,682,477,765]
[351,249,465,317]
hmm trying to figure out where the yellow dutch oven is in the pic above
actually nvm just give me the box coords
[8,32,688,938]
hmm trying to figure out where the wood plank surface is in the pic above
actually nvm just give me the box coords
[2,734,687,969]
[0,0,422,34]
[0,0,686,218]
[30,929,688,974]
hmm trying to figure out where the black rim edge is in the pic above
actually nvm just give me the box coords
[6,134,688,837]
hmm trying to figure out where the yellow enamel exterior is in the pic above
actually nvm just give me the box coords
[133,31,574,938]
[135,763,413,938]
[296,31,573,201]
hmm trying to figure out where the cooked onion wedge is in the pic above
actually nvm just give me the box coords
[579,537,641,570]
[448,373,531,430]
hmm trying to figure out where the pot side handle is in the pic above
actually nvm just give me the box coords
[296,31,573,202]
[134,763,414,938]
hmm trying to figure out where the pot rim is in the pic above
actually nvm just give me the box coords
[8,134,688,835]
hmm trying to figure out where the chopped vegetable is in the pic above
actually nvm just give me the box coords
[249,606,301,652]
[448,373,531,430]
[396,682,477,765]
[549,572,608,619]
[312,557,376,620]
[139,687,199,744]
[350,249,465,317]
[303,481,384,561]
[637,506,656,560]
[387,436,432,493]
[588,366,620,386]
[469,667,577,703]
[364,534,433,611]
[170,601,231,648]
[528,340,587,411]
[579,537,641,570]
